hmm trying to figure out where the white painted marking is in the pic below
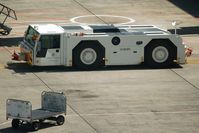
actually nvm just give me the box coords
[66,110,199,117]
[70,15,135,25]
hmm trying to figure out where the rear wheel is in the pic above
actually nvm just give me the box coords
[12,119,20,129]
[73,44,103,70]
[0,30,9,35]
[32,122,40,131]
[145,42,174,68]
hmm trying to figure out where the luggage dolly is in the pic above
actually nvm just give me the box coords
[6,91,66,131]
[0,3,17,35]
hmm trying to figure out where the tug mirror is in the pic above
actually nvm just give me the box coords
[171,20,182,35]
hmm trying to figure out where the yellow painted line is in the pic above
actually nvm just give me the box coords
[186,59,199,64]
[0,64,5,69]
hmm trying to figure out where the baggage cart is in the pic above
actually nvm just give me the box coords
[6,91,66,131]
[0,3,17,35]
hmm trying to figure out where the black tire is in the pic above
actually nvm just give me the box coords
[73,44,103,70]
[32,122,40,131]
[11,119,20,129]
[145,42,175,68]
[56,115,65,125]
[0,31,9,35]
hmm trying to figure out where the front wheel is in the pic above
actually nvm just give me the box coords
[73,44,103,70]
[145,43,175,68]
[32,122,40,131]
[56,115,65,125]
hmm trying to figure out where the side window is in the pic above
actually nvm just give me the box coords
[36,35,60,57]
[40,35,60,49]
[52,35,60,48]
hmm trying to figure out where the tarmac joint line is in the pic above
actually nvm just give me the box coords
[170,69,199,91]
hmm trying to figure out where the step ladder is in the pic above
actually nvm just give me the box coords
[0,3,17,35]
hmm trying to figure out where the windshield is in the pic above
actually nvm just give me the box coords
[25,26,39,47]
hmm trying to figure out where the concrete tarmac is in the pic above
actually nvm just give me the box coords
[0,0,199,133]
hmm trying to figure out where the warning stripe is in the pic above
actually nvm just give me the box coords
[186,59,199,64]
[0,64,5,69]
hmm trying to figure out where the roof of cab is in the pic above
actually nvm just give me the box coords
[30,24,65,34]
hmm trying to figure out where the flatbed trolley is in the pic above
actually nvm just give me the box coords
[6,91,66,131]
[0,3,17,35]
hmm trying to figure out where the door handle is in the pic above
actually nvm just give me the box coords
[56,49,59,52]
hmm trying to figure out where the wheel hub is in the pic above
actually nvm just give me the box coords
[80,48,97,65]
[152,46,169,63]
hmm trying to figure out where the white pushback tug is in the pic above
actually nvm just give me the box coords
[12,24,192,69]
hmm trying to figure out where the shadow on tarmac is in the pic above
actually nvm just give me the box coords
[6,62,182,74]
[0,37,23,47]
[168,26,199,35]
[0,122,60,133]
[168,0,199,18]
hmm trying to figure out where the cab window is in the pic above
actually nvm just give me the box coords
[36,35,60,57]
[40,35,60,49]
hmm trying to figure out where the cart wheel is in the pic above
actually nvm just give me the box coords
[56,115,65,125]
[32,122,40,131]
[12,119,20,129]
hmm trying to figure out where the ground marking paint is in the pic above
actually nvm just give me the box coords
[0,64,5,69]
[70,15,135,25]
[66,110,199,117]
[186,59,199,64]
